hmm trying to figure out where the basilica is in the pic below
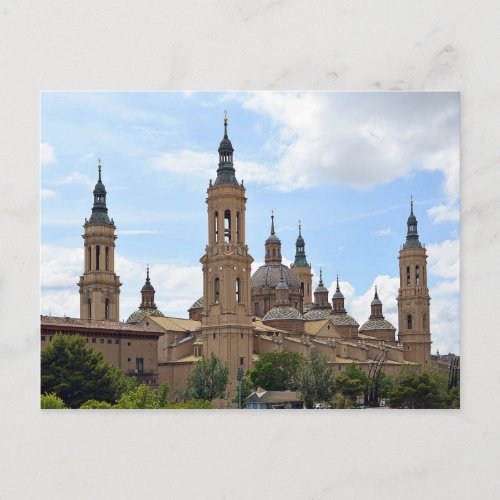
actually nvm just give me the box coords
[41,116,432,394]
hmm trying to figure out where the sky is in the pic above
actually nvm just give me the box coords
[41,91,460,354]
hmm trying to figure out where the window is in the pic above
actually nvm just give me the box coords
[105,298,110,320]
[255,302,260,316]
[127,357,131,362]
[407,314,413,330]
[272,249,276,257]
[107,339,112,344]
[214,211,218,243]
[105,247,109,271]
[406,266,411,286]
[127,342,131,346]
[236,278,241,304]
[213,333,216,339]
[100,338,104,344]
[236,212,240,243]
[88,298,92,319]
[92,338,96,343]
[224,209,231,242]
[41,335,46,341]
[88,247,91,271]
[214,278,220,304]
[136,358,144,374]
[115,339,120,344]
[241,332,243,339]
[240,357,244,366]
[301,282,304,295]
[415,265,420,285]
[96,245,100,270]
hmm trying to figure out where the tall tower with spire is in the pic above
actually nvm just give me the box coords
[78,160,121,321]
[200,114,254,392]
[313,269,331,309]
[290,222,313,311]
[397,198,431,365]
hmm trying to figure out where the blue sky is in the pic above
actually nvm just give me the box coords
[41,91,460,354]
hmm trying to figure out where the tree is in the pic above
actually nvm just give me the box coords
[387,367,448,409]
[332,362,368,408]
[41,334,127,408]
[185,354,230,401]
[232,373,255,404]
[297,349,334,408]
[248,351,304,391]
[41,392,67,409]
[80,400,113,409]
[447,384,460,409]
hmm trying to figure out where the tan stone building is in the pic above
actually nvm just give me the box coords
[42,116,434,400]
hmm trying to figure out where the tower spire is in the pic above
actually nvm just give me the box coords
[89,159,111,224]
[319,268,324,286]
[336,274,340,292]
[98,158,102,182]
[271,210,275,235]
[214,112,238,186]
[404,196,421,248]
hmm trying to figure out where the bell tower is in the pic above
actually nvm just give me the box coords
[397,198,431,365]
[78,160,121,321]
[200,114,254,393]
[290,222,313,311]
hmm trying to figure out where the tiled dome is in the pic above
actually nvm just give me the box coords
[251,263,300,289]
[126,308,165,324]
[189,297,204,309]
[262,306,303,321]
[360,318,395,331]
[303,309,332,320]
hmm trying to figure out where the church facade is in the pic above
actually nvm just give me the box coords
[41,116,433,396]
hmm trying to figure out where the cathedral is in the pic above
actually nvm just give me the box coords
[41,115,432,395]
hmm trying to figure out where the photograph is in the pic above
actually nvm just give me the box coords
[40,91,460,409]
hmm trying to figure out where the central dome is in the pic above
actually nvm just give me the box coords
[251,263,300,289]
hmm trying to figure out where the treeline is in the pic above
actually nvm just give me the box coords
[41,334,459,410]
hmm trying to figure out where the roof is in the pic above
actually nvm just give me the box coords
[360,318,396,331]
[251,263,300,289]
[245,390,303,404]
[303,308,332,320]
[304,319,330,335]
[40,315,163,336]
[253,319,288,334]
[262,306,303,321]
[329,314,359,327]
[189,297,204,310]
[148,316,201,333]
[126,308,165,324]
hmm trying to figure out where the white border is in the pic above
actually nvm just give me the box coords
[1,2,499,499]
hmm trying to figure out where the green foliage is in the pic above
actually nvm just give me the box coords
[165,399,214,409]
[41,334,127,408]
[232,373,255,405]
[387,367,448,409]
[79,400,113,409]
[248,351,304,391]
[297,349,334,408]
[185,354,230,401]
[447,384,460,409]
[375,371,394,400]
[41,392,67,409]
[332,394,351,409]
[332,362,368,407]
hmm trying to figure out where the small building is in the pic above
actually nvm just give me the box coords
[245,389,304,409]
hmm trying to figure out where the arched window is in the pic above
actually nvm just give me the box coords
[272,249,276,257]
[88,247,91,271]
[407,314,413,330]
[423,313,427,330]
[301,282,304,296]
[224,210,231,242]
[214,211,219,243]
[236,278,241,304]
[88,299,92,319]
[105,247,109,271]
[406,266,410,286]
[96,246,100,271]
[236,212,240,243]
[105,299,110,320]
[415,265,420,285]
[214,278,220,304]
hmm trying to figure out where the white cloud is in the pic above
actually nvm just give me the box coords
[41,142,56,165]
[427,239,459,280]
[241,92,459,193]
[427,203,459,224]
[373,227,391,236]
[151,149,268,185]
[41,244,82,289]
[41,188,57,198]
